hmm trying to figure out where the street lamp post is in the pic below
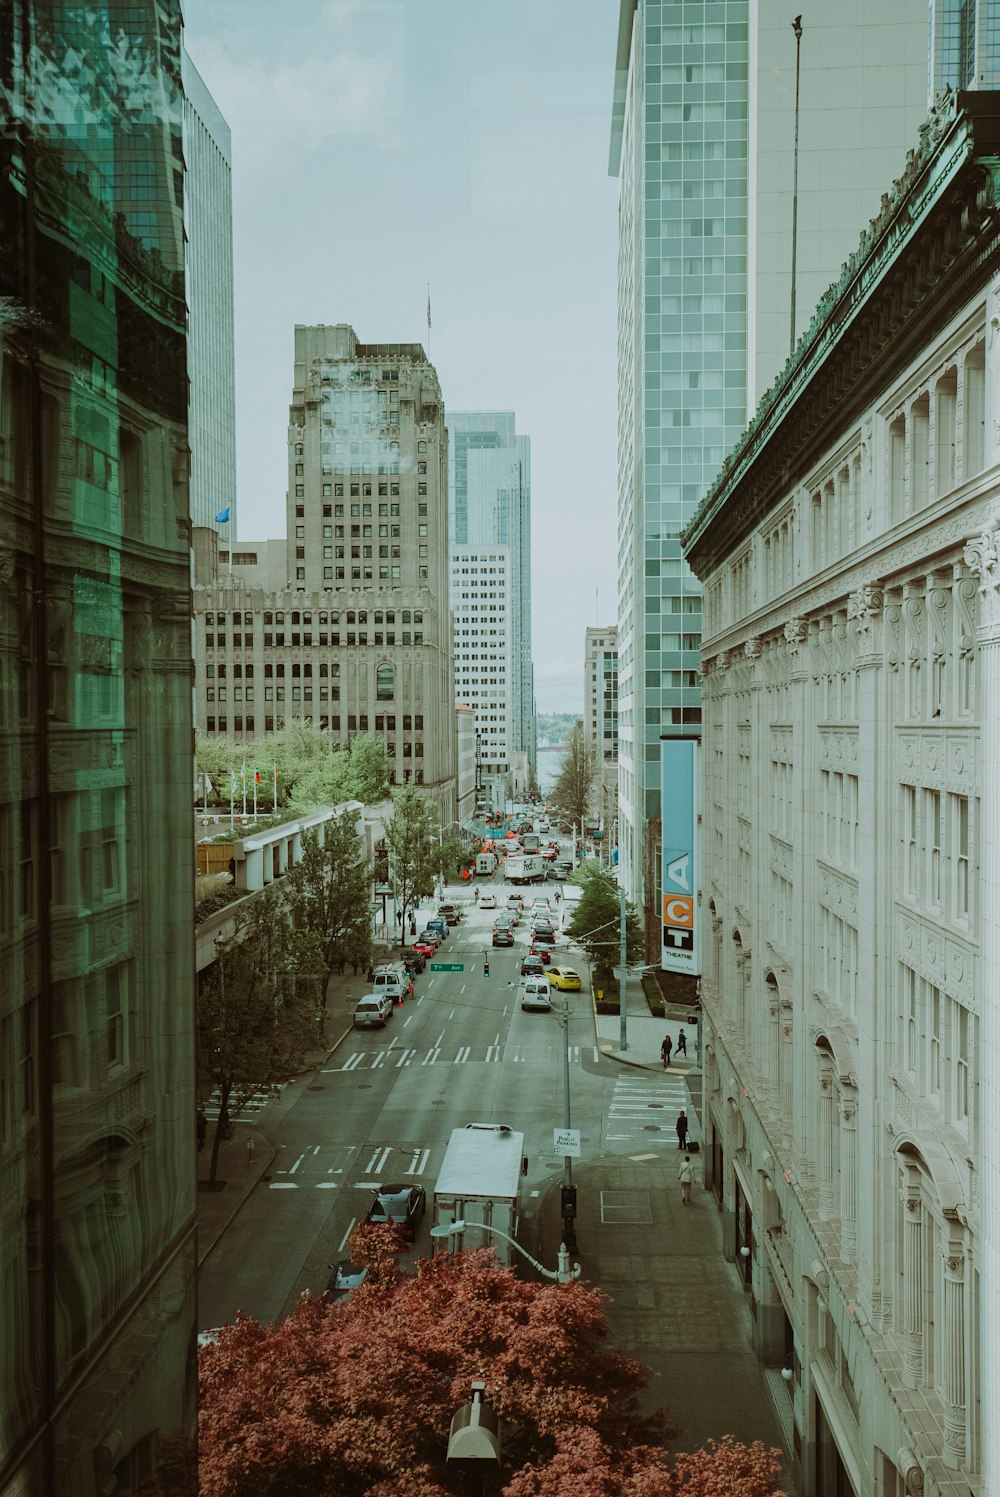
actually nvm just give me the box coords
[551,994,578,1254]
[789,14,804,358]
[430,1220,581,1283]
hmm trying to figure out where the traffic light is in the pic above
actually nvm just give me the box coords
[561,1186,577,1219]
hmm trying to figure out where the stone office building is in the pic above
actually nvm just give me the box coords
[683,92,999,1497]
[194,325,457,817]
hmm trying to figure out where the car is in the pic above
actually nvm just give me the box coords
[421,927,445,948]
[532,922,556,943]
[411,940,438,958]
[529,945,553,965]
[519,978,552,1012]
[492,926,514,947]
[507,892,524,906]
[366,1183,426,1239]
[399,950,426,974]
[521,956,546,978]
[371,968,408,1004]
[541,849,557,861]
[327,1260,368,1297]
[547,866,568,881]
[353,994,394,1028]
[548,966,583,992]
[479,893,497,909]
[425,917,449,941]
[437,903,462,925]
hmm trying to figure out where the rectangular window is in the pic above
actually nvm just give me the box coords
[953,794,970,920]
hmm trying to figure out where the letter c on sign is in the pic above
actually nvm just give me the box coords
[663,896,694,928]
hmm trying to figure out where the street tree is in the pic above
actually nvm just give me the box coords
[384,782,439,941]
[197,892,323,1185]
[547,720,597,832]
[281,814,374,1000]
[197,1246,787,1497]
[567,862,643,988]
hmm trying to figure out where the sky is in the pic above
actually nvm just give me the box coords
[184,0,621,714]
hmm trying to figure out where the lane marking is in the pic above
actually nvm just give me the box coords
[339,1053,363,1072]
[403,1015,413,1027]
[316,1181,337,1189]
[396,1048,414,1068]
[455,1046,470,1064]
[337,1217,357,1253]
[289,1153,305,1174]
[269,1181,298,1189]
[371,1051,386,1069]
[405,1148,430,1176]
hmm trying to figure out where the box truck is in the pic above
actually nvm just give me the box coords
[476,851,498,876]
[506,854,544,884]
[432,1123,526,1263]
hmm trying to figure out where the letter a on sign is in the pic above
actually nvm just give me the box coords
[666,853,690,892]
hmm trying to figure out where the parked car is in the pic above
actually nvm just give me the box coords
[327,1260,367,1297]
[548,967,582,992]
[371,968,408,1004]
[399,950,426,974]
[411,940,438,958]
[521,955,546,978]
[421,927,446,948]
[366,1183,426,1239]
[519,977,552,1012]
[353,994,394,1028]
[425,917,449,941]
[492,926,514,947]
[437,903,462,925]
[480,893,497,909]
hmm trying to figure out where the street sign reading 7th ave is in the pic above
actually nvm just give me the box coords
[430,962,465,972]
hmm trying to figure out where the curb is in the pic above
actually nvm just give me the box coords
[197,1023,355,1267]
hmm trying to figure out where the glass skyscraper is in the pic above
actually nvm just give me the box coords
[610,0,929,930]
[1,5,197,1490]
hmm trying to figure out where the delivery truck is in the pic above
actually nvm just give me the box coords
[505,854,544,884]
[432,1123,526,1263]
[476,851,498,876]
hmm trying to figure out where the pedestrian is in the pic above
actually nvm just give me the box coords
[676,1027,688,1058]
[676,1110,689,1150]
[660,1033,673,1069]
[474,887,480,904]
[484,958,490,977]
[678,1152,693,1204]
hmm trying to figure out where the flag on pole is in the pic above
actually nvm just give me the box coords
[215,506,231,524]
[230,770,236,795]
[255,770,261,784]
[426,285,431,329]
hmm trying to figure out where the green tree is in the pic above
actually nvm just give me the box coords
[384,783,438,942]
[281,816,374,1002]
[548,720,597,832]
[567,863,643,988]
[198,892,324,1185]
[343,732,391,803]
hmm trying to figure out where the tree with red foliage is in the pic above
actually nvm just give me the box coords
[198,1236,787,1497]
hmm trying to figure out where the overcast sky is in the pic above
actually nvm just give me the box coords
[184,0,620,714]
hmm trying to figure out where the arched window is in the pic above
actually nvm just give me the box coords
[376,664,394,701]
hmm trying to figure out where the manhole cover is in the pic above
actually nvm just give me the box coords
[309,1085,326,1092]
[643,1124,664,1132]
[431,1100,446,1106]
[358,1084,372,1090]
[647,1103,664,1109]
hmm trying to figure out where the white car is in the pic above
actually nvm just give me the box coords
[480,893,497,909]
[519,977,552,1012]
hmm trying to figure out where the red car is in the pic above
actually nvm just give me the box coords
[541,849,557,861]
[529,945,553,965]
[411,941,438,958]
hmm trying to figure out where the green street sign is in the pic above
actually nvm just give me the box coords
[430,962,465,972]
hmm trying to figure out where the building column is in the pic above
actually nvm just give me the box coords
[963,497,1000,1491]
[780,999,794,1146]
[941,1238,967,1467]
[900,1175,924,1390]
[838,1087,858,1265]
[817,1060,835,1218]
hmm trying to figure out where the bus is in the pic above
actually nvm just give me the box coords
[560,883,582,934]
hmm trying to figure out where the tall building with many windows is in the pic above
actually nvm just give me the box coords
[447,412,535,770]
[583,626,619,838]
[683,89,996,1497]
[0,4,197,1491]
[451,547,514,779]
[610,0,929,940]
[182,49,237,532]
[929,0,1000,94]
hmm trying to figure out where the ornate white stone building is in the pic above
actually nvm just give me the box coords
[683,92,1000,1497]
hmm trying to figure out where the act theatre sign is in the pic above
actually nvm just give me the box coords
[660,737,700,975]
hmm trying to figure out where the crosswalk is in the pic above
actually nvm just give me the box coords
[329,1041,588,1072]
[268,1139,442,1193]
[605,1073,696,1149]
[202,1082,286,1123]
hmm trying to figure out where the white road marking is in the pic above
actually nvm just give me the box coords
[313,1145,321,1155]
[455,1046,471,1064]
[371,1051,386,1069]
[422,1048,441,1066]
[405,1148,430,1176]
[403,1015,413,1027]
[449,1008,456,1019]
[593,1047,600,1062]
[337,1217,357,1253]
[396,1048,414,1067]
[339,1053,363,1071]
[364,1146,392,1174]
[269,1181,298,1189]
[315,1181,337,1189]
[289,1153,305,1174]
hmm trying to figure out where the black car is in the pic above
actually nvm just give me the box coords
[366,1183,427,1239]
[492,926,514,947]
[399,950,426,974]
[521,955,546,978]
[532,922,556,942]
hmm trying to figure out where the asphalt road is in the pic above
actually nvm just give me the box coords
[197,882,614,1329]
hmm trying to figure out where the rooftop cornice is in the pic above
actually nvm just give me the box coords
[683,89,1000,577]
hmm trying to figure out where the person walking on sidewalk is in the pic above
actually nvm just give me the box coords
[660,1033,673,1069]
[678,1152,693,1204]
[676,1027,688,1058]
[676,1110,689,1150]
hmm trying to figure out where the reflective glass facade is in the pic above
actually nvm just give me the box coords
[0,4,197,1491]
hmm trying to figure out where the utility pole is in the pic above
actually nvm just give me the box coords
[618,884,628,1052]
[558,996,577,1253]
[789,14,803,358]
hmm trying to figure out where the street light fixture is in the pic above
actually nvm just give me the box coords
[429,1220,581,1284]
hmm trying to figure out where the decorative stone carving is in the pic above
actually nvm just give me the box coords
[783,617,807,647]
[847,582,884,645]
[744,637,761,660]
[715,650,730,671]
[964,503,1000,635]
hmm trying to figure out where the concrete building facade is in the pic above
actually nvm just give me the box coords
[450,546,514,779]
[683,91,998,1497]
[583,625,619,839]
[610,0,930,932]
[447,412,536,769]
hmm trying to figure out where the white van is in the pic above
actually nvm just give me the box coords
[519,977,552,1012]
[353,994,393,1028]
[371,968,407,1003]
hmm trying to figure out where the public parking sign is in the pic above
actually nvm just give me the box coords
[430,962,464,972]
[553,1128,581,1157]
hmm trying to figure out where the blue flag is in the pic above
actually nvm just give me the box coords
[215,506,231,524]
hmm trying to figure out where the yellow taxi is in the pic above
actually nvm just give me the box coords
[548,966,582,992]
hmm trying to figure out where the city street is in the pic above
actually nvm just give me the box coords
[198,881,623,1328]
